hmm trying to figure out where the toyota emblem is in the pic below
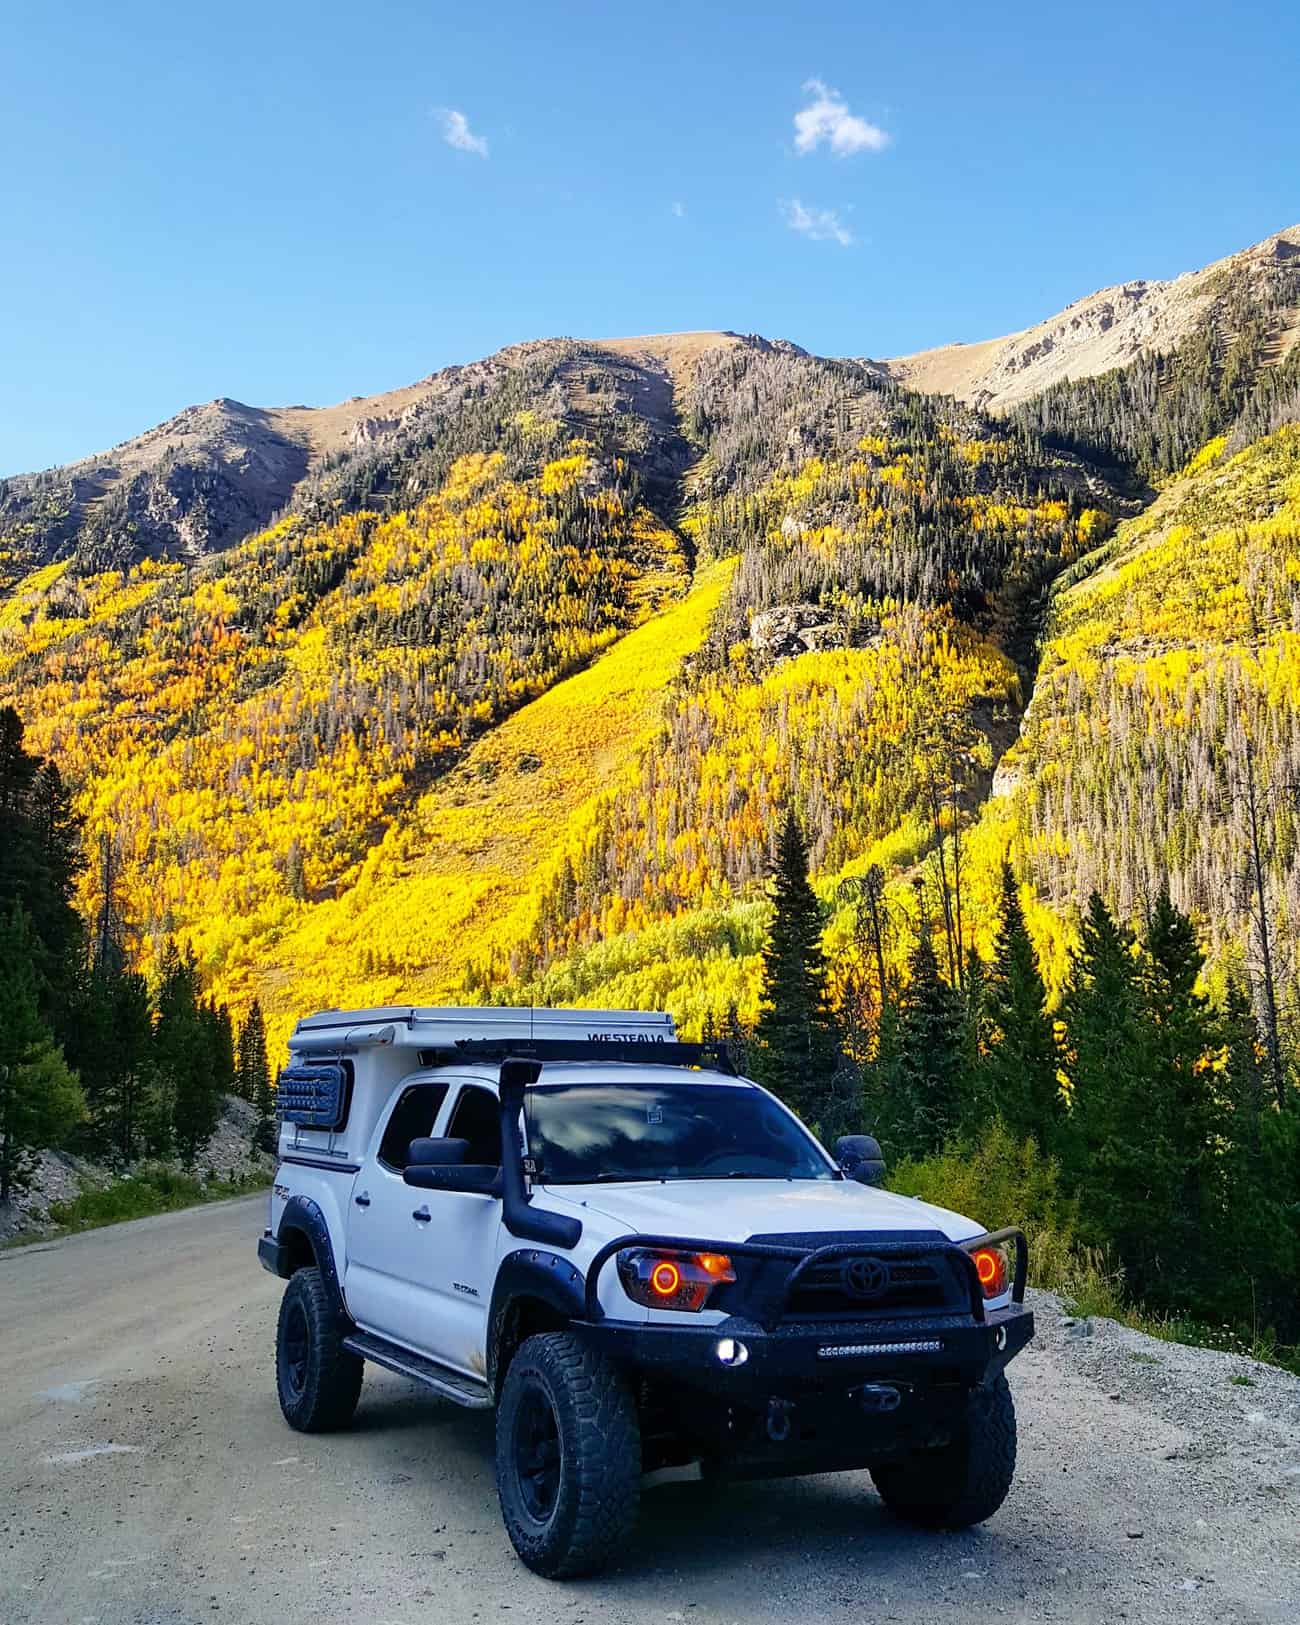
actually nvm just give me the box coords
[841,1257,890,1299]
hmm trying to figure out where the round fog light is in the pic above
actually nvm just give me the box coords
[995,1326,1008,1351]
[715,1337,749,1367]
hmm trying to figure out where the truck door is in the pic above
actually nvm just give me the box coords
[411,1081,503,1376]
[343,1077,450,1353]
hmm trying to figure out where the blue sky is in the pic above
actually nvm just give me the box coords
[3,0,1298,475]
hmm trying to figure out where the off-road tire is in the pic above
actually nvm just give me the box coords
[275,1266,364,1432]
[495,1331,641,1578]
[871,1373,1017,1529]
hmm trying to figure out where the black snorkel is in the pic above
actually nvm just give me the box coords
[497,1056,582,1249]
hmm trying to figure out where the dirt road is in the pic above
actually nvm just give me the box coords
[2,1197,1298,1624]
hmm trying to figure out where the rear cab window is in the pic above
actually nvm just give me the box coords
[376,1080,450,1171]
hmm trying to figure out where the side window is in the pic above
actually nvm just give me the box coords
[447,1086,500,1167]
[377,1082,450,1171]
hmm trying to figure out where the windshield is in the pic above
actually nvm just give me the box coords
[526,1081,835,1184]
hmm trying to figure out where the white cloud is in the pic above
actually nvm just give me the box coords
[438,108,489,158]
[782,198,854,248]
[671,200,686,218]
[793,79,888,157]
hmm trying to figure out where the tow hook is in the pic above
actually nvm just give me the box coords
[765,1398,794,1442]
[856,1383,902,1414]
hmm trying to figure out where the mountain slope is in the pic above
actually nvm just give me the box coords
[881,225,1300,411]
[5,226,1300,1049]
[988,422,1300,993]
[239,563,733,1056]
[0,330,1134,1042]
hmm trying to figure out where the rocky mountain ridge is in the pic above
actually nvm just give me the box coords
[0,334,751,584]
[880,224,1300,410]
[5,226,1298,584]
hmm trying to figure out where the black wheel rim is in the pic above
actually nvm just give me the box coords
[283,1301,310,1398]
[513,1383,561,1522]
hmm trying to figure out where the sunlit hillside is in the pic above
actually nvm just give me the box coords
[225,563,733,1058]
[989,423,1300,993]
[0,421,689,1014]
[4,266,1300,1059]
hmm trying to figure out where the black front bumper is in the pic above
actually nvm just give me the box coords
[575,1302,1034,1399]
[574,1304,1033,1476]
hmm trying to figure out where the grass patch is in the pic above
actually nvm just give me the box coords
[1123,1312,1300,1376]
[21,1163,271,1241]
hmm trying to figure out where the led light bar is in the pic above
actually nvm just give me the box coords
[817,1339,943,1359]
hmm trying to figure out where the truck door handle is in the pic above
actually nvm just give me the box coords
[354,1191,370,1207]
[412,1206,432,1223]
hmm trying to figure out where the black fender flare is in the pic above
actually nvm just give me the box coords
[487,1248,587,1393]
[277,1195,349,1321]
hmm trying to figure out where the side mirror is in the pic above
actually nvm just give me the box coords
[403,1162,502,1195]
[836,1134,886,1187]
[406,1136,469,1167]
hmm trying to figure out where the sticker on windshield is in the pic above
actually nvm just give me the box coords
[646,1105,664,1125]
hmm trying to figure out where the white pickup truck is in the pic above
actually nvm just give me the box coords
[258,1005,1033,1578]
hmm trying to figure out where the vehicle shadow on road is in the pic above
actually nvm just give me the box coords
[349,1382,496,1443]
[616,1473,1050,1584]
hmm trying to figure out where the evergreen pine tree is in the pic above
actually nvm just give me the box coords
[751,810,840,1124]
[202,1000,237,1102]
[1211,981,1293,1331]
[878,923,966,1160]
[958,944,990,1132]
[1059,892,1163,1292]
[0,905,84,1201]
[104,971,155,1163]
[0,708,86,1039]
[1137,888,1224,1302]
[977,865,1062,1149]
[254,1063,279,1156]
[237,999,273,1124]
[155,948,222,1165]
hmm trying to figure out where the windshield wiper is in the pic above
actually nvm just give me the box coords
[544,1172,655,1185]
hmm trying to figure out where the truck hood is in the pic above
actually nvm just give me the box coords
[541,1177,985,1246]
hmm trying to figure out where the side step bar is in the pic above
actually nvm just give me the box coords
[344,1331,493,1410]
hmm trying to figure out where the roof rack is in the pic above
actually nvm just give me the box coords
[450,1037,738,1076]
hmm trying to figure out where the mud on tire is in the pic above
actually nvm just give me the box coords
[495,1331,641,1578]
[871,1372,1017,1530]
[275,1266,364,1432]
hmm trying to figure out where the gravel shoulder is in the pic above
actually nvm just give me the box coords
[1,1197,1297,1625]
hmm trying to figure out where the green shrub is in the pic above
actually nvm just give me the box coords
[44,1163,269,1234]
[888,1118,1126,1317]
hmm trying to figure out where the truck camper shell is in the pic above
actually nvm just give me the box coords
[277,1005,681,1167]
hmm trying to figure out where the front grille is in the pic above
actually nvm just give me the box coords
[787,1256,949,1319]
